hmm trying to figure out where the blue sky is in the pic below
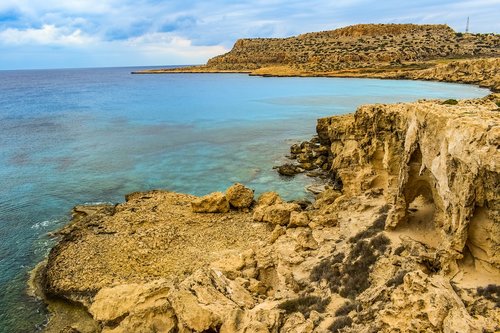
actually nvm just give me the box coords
[0,0,499,70]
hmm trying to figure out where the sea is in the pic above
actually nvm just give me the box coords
[0,66,489,332]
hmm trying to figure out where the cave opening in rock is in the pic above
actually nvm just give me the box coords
[394,170,441,249]
[456,206,500,288]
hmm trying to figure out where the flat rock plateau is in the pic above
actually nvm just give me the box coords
[35,23,499,333]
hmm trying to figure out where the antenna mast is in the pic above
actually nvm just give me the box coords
[466,17,469,33]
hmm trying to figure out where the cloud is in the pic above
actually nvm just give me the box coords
[0,24,96,46]
[0,0,498,69]
[119,32,228,64]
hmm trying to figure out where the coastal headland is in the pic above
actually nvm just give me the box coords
[35,23,499,332]
[133,23,500,92]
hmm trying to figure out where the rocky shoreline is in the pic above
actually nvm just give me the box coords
[32,22,499,333]
[134,57,500,93]
[33,90,500,332]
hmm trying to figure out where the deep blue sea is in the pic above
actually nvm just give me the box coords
[0,66,489,332]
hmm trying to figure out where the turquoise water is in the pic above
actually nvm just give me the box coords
[0,67,488,332]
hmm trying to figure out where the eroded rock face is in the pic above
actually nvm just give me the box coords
[206,24,499,72]
[403,58,500,92]
[317,95,500,272]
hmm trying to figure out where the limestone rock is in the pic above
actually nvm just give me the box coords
[262,203,301,226]
[317,97,500,270]
[277,164,303,176]
[288,211,310,228]
[191,192,230,213]
[169,268,255,332]
[269,225,286,243]
[377,271,479,332]
[280,312,314,333]
[220,307,283,333]
[294,228,319,250]
[226,183,254,209]
[254,192,296,224]
[257,192,283,206]
[89,280,177,333]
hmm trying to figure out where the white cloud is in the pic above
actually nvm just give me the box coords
[0,24,96,46]
[0,0,498,69]
[122,32,228,64]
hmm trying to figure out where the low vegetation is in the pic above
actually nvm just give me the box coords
[207,24,500,72]
[311,208,391,299]
[335,301,358,316]
[477,284,500,307]
[442,99,458,105]
[329,315,353,332]
[278,295,331,318]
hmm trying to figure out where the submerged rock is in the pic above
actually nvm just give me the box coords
[277,164,303,176]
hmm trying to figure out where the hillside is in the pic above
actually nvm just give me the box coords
[206,24,499,71]
[135,23,500,91]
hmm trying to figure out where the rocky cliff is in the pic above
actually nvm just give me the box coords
[37,93,500,333]
[400,58,500,92]
[206,24,499,71]
[135,24,499,92]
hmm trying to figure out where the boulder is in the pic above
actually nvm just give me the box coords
[277,164,303,176]
[288,211,310,228]
[299,162,317,171]
[226,183,254,209]
[191,192,230,213]
[290,143,302,154]
[262,203,301,226]
[257,192,283,206]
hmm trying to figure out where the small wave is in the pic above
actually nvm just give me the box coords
[30,219,59,230]
[81,201,115,206]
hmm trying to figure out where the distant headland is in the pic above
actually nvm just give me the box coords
[133,23,500,91]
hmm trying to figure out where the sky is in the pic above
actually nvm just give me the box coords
[0,0,499,70]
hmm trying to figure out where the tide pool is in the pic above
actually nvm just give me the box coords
[0,67,489,332]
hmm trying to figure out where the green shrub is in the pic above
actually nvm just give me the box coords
[495,101,500,107]
[329,316,353,332]
[278,295,331,318]
[442,99,458,105]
